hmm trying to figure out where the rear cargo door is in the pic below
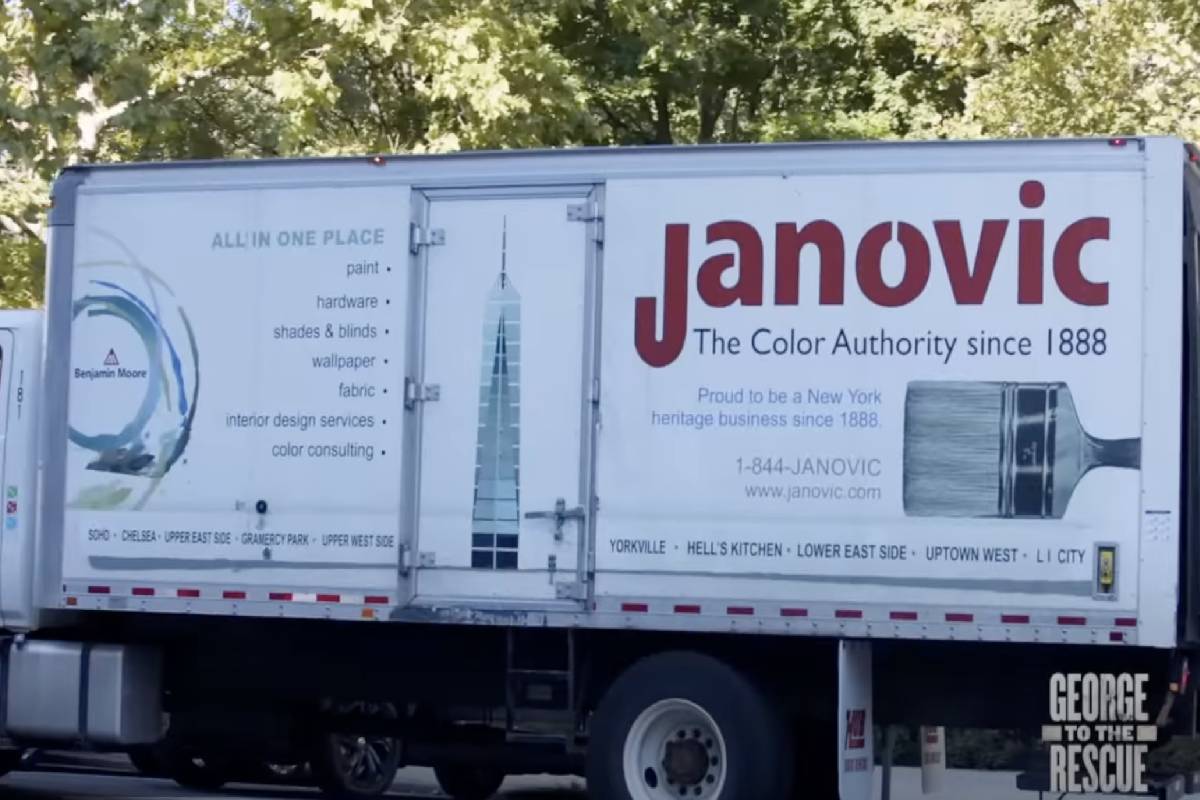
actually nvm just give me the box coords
[413,188,599,603]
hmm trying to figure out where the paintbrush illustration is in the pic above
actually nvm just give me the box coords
[903,381,1140,519]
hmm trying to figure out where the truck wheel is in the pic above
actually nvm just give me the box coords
[586,652,791,800]
[433,763,506,799]
[310,733,400,798]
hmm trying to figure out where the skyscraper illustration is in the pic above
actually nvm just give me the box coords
[471,218,521,570]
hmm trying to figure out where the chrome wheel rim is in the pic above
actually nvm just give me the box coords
[622,699,727,800]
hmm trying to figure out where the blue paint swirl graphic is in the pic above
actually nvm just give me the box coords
[69,275,199,479]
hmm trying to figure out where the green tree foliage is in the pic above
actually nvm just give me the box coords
[0,0,290,304]
[553,0,859,143]
[249,0,595,154]
[873,0,1200,140]
[951,0,1200,141]
[0,0,1197,307]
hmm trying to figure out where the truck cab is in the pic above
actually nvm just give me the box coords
[0,309,42,632]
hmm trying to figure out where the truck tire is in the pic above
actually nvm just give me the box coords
[433,763,506,800]
[310,732,400,798]
[586,651,792,800]
[309,699,401,799]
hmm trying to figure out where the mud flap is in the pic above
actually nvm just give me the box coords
[837,640,873,800]
[920,725,946,793]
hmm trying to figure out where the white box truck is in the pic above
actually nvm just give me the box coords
[0,134,1196,800]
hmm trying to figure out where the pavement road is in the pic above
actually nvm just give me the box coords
[1,757,1190,800]
[0,760,588,800]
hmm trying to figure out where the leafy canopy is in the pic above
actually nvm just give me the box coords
[0,0,1196,307]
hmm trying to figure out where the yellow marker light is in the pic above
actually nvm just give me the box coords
[1097,546,1117,594]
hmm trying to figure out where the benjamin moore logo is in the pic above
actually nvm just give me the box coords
[1044,672,1153,793]
[73,346,148,381]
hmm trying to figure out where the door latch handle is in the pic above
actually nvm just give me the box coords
[524,497,585,542]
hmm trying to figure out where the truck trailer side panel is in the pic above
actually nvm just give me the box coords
[45,137,1187,649]
[594,139,1183,648]
[63,183,415,598]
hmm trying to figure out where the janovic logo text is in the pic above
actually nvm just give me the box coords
[633,180,1111,368]
[1045,672,1154,793]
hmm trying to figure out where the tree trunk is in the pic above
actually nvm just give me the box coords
[698,85,729,143]
[729,90,741,142]
[653,81,672,144]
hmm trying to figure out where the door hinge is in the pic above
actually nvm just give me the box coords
[400,545,436,576]
[404,377,441,410]
[566,203,604,243]
[409,223,446,255]
[566,203,597,222]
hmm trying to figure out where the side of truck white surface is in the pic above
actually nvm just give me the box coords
[0,136,1184,648]
[0,134,1191,800]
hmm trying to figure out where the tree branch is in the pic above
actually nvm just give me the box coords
[0,214,44,244]
[73,79,132,160]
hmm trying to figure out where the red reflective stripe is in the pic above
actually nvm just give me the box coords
[780,608,808,618]
[727,606,754,616]
[364,595,388,605]
[223,590,246,600]
[131,587,154,597]
[1058,616,1086,626]
[177,588,200,598]
[1002,614,1030,624]
[835,609,862,619]
[317,594,340,603]
[621,602,649,613]
[87,586,110,595]
[269,592,293,601]
[1115,618,1137,627]
[1110,632,1125,642]
[674,604,701,614]
[945,612,973,622]
[890,611,917,621]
